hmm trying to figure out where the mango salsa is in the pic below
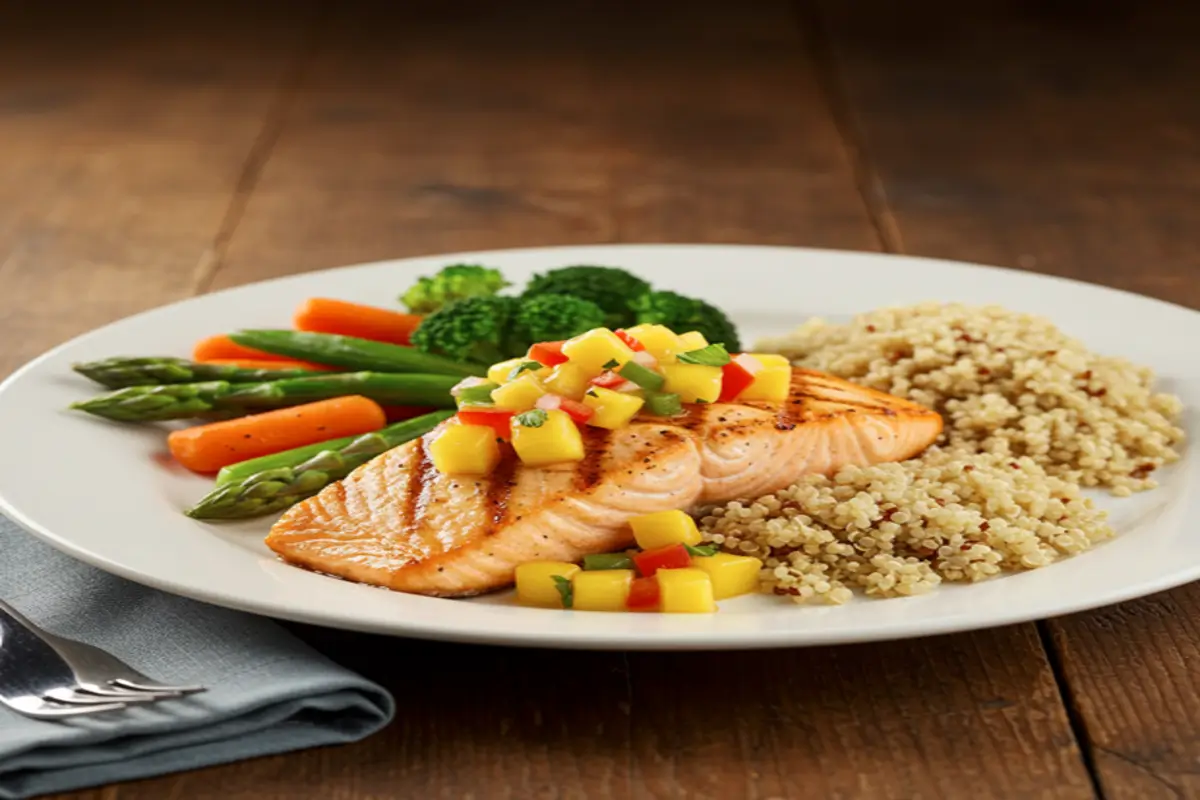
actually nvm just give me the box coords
[491,373,548,411]
[656,568,716,613]
[660,363,722,403]
[629,509,702,549]
[573,569,634,611]
[690,553,763,599]
[738,364,790,402]
[676,331,709,350]
[583,386,645,429]
[544,362,591,400]
[515,562,581,608]
[562,328,636,374]
[511,409,585,467]
[429,422,501,476]
[623,324,683,362]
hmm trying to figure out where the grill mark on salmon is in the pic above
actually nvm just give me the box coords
[267,369,944,597]
[574,427,612,492]
[485,450,518,526]
[402,440,435,539]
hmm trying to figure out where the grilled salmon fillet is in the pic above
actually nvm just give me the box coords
[266,369,942,596]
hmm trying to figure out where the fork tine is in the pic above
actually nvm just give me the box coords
[46,686,161,704]
[41,687,146,706]
[111,678,206,696]
[2,696,128,719]
[75,683,180,701]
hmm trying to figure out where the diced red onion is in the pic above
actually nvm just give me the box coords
[632,351,658,369]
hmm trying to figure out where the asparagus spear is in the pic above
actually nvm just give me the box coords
[72,356,338,389]
[230,330,486,377]
[216,434,360,485]
[70,372,459,422]
[186,410,454,519]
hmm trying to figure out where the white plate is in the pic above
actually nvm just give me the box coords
[0,245,1195,650]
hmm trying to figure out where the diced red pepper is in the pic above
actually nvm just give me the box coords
[456,408,515,441]
[633,543,692,577]
[626,576,661,611]
[614,329,646,352]
[719,360,757,402]
[589,371,625,389]
[559,398,595,424]
[528,341,569,367]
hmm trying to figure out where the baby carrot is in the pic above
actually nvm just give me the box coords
[167,395,387,474]
[201,357,334,371]
[193,334,298,364]
[293,297,423,346]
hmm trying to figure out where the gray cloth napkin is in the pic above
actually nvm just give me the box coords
[0,515,395,800]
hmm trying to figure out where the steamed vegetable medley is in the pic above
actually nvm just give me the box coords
[429,325,791,476]
[516,510,764,613]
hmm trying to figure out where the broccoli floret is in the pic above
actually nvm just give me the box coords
[630,291,742,352]
[521,265,651,328]
[410,296,526,365]
[401,264,510,314]
[515,294,607,345]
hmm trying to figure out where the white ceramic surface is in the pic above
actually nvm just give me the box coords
[0,244,1195,650]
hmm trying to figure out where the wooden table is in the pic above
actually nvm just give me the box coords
[4,1,1199,797]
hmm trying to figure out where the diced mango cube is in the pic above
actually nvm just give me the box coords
[656,568,716,613]
[515,561,581,608]
[429,422,501,476]
[511,409,585,467]
[676,331,709,350]
[573,569,634,612]
[624,324,684,363]
[737,365,791,402]
[690,553,763,600]
[660,363,722,403]
[583,386,645,429]
[544,363,591,400]
[491,373,547,411]
[488,358,525,385]
[562,328,636,374]
[629,509,702,549]
[748,353,790,369]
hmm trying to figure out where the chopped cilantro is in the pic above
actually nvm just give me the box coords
[508,360,544,380]
[514,409,549,428]
[552,574,574,608]
[602,358,621,370]
[676,343,731,367]
[684,543,719,557]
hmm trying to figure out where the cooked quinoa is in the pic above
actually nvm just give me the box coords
[757,302,1185,494]
[698,302,1185,604]
[699,449,1113,604]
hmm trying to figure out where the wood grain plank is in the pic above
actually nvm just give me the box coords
[181,3,1094,799]
[816,1,1200,798]
[205,0,878,290]
[0,1,319,377]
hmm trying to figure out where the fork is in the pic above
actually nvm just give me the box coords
[0,598,204,718]
[0,604,130,718]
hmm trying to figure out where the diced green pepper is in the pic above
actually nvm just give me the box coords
[644,391,683,416]
[456,381,499,407]
[583,552,635,571]
[617,361,665,392]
